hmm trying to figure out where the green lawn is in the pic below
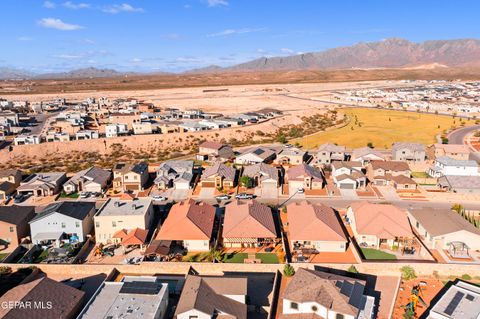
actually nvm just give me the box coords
[33,249,50,263]
[223,252,248,263]
[0,253,8,262]
[256,253,279,264]
[59,192,80,199]
[361,248,397,260]
[411,172,430,178]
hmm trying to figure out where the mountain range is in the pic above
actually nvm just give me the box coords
[2,38,480,80]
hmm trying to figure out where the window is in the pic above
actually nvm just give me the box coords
[95,222,100,228]
[61,222,66,228]
[75,222,80,228]
[189,316,198,319]
[9,227,14,232]
[336,314,345,319]
[112,221,117,227]
[311,305,318,312]
[416,221,420,228]
[290,302,299,310]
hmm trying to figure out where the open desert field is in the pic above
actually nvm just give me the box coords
[293,108,474,149]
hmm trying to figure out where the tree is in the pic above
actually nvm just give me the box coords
[403,309,415,319]
[240,175,254,188]
[276,134,287,144]
[208,248,224,263]
[283,264,295,277]
[347,265,359,274]
[452,203,464,214]
[400,266,417,280]
[367,142,374,149]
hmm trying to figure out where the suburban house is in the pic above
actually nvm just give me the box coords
[315,143,347,165]
[0,169,22,202]
[16,172,67,197]
[331,161,367,190]
[0,276,85,319]
[274,147,308,166]
[196,141,234,162]
[427,143,471,161]
[438,175,480,194]
[0,206,35,252]
[13,133,41,145]
[156,199,216,252]
[286,163,325,193]
[242,162,280,188]
[222,200,277,248]
[94,198,154,245]
[280,268,375,319]
[175,275,247,319]
[234,146,276,165]
[80,276,169,319]
[425,280,480,319]
[351,147,386,165]
[112,162,149,192]
[428,156,480,178]
[391,142,426,163]
[29,201,96,247]
[154,160,195,190]
[367,160,416,189]
[347,201,416,250]
[408,208,480,254]
[200,162,237,190]
[63,166,111,194]
[287,201,348,253]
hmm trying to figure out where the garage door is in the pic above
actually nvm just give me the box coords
[201,181,215,188]
[125,184,140,191]
[175,182,190,190]
[339,183,355,189]
[261,181,278,198]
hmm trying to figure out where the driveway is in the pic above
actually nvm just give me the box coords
[257,185,279,199]
[339,188,359,200]
[170,188,190,201]
[199,187,215,199]
[377,186,400,201]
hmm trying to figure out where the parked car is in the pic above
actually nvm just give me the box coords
[152,195,167,201]
[297,188,305,194]
[14,193,31,203]
[79,192,91,199]
[235,193,254,199]
[215,194,230,201]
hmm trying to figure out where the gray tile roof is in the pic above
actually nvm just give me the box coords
[0,205,35,225]
[438,175,480,189]
[392,142,425,152]
[409,208,480,237]
[30,201,95,223]
[436,156,478,167]
[202,162,236,181]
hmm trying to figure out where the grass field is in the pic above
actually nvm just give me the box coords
[294,108,473,149]
[361,248,397,260]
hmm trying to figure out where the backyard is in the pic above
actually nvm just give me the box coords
[361,248,397,260]
[294,108,473,149]
[223,252,279,264]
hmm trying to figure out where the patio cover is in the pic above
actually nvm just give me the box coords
[144,240,172,256]
[112,229,129,239]
[33,231,64,242]
[121,228,149,246]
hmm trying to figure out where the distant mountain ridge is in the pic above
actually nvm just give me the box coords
[1,38,480,79]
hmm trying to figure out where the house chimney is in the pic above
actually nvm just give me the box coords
[132,204,136,210]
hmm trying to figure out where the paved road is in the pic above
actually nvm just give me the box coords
[447,124,480,144]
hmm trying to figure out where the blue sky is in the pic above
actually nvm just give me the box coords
[1,0,479,73]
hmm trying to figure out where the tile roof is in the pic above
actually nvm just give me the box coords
[0,169,21,179]
[287,164,324,182]
[202,162,236,181]
[349,201,413,239]
[433,143,471,154]
[438,175,480,189]
[317,143,346,153]
[0,205,35,226]
[175,275,247,319]
[435,156,478,167]
[352,147,386,160]
[0,276,85,319]
[223,200,277,239]
[239,147,276,160]
[370,160,410,171]
[409,208,480,237]
[392,142,425,152]
[287,201,347,241]
[199,141,227,150]
[242,163,278,181]
[283,268,368,317]
[156,199,216,240]
[30,201,95,223]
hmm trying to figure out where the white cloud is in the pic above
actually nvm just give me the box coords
[207,27,266,37]
[63,1,90,9]
[102,3,144,14]
[18,36,33,41]
[43,1,56,8]
[206,0,228,7]
[80,38,95,44]
[280,48,294,54]
[131,58,142,63]
[38,18,84,31]
[54,54,83,59]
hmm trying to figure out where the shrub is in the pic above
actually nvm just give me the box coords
[347,265,359,274]
[283,264,295,277]
[461,274,472,281]
[0,266,12,275]
[400,266,417,280]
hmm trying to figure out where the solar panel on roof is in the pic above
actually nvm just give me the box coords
[119,281,162,295]
[340,281,354,296]
[349,282,367,308]
[444,291,465,316]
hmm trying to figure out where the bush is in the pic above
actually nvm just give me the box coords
[0,266,12,275]
[461,274,472,281]
[400,266,417,280]
[347,265,359,274]
[283,264,295,277]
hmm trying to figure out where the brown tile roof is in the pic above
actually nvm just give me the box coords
[370,160,410,172]
[0,276,85,319]
[390,174,416,185]
[120,228,149,246]
[283,268,367,317]
[287,201,347,242]
[287,164,324,182]
[409,208,480,237]
[199,141,227,150]
[349,201,413,239]
[156,199,215,240]
[0,169,21,179]
[202,162,236,181]
[223,200,277,239]
[175,275,247,319]
[0,205,35,226]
